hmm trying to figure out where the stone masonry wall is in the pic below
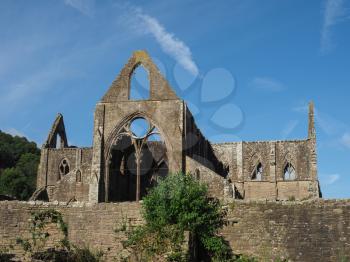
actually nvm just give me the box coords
[213,139,319,200]
[223,200,350,261]
[0,201,142,261]
[1,200,349,261]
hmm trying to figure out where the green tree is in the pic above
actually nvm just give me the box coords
[0,130,40,200]
[0,165,37,200]
[0,131,39,170]
[123,172,232,261]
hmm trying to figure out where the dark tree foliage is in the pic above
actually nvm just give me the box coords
[0,130,40,200]
[124,172,233,261]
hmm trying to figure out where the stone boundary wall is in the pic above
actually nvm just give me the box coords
[224,200,350,261]
[1,200,349,261]
[0,201,142,261]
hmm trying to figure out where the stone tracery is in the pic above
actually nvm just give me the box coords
[33,50,321,203]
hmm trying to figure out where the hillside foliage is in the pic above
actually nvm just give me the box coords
[0,130,40,200]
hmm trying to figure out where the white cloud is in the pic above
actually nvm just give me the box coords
[293,103,346,135]
[281,120,299,139]
[249,77,286,92]
[3,128,25,137]
[292,104,308,114]
[340,132,350,148]
[64,0,95,17]
[321,0,349,54]
[323,173,340,185]
[133,11,199,76]
[314,108,347,135]
[3,127,40,144]
[0,63,65,116]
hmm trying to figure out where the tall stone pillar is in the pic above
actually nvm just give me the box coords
[89,103,105,203]
[308,101,318,180]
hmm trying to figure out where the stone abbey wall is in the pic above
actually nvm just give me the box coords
[37,147,92,202]
[34,51,320,204]
[1,200,349,261]
[211,138,319,201]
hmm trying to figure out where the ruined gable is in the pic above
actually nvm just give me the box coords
[32,51,320,203]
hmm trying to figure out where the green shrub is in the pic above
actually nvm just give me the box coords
[123,172,232,261]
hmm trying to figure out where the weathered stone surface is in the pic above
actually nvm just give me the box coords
[223,200,350,261]
[1,200,349,261]
[33,50,320,203]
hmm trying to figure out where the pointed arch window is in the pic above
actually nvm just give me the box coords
[108,116,167,202]
[284,163,296,180]
[251,163,263,181]
[195,168,200,180]
[76,170,82,182]
[55,133,65,149]
[59,158,70,179]
[129,65,150,100]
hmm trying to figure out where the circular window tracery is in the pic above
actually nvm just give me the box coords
[129,117,149,138]
[106,115,167,202]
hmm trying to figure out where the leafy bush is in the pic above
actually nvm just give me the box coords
[123,172,232,261]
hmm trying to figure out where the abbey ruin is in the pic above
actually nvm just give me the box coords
[1,51,349,262]
[32,50,321,203]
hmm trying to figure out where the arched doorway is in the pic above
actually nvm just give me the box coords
[106,116,168,202]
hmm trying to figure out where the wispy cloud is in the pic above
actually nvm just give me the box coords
[314,108,347,135]
[0,62,67,116]
[321,0,349,54]
[281,120,299,139]
[293,103,346,135]
[129,9,199,76]
[323,173,340,185]
[340,132,350,148]
[293,102,350,150]
[292,104,308,114]
[0,13,138,122]
[3,127,40,144]
[3,128,25,137]
[249,77,286,92]
[64,0,95,17]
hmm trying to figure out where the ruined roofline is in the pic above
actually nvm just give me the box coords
[212,101,316,146]
[101,50,179,102]
[46,146,93,151]
[211,138,312,146]
[43,113,68,149]
[97,97,183,104]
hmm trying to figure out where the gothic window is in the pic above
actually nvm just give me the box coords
[130,117,149,138]
[195,168,200,180]
[59,158,70,178]
[130,65,150,100]
[76,170,82,182]
[251,163,263,181]
[107,116,168,202]
[284,163,296,180]
[55,135,61,148]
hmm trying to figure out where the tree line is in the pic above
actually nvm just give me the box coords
[0,130,40,200]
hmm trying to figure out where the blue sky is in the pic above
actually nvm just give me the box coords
[0,0,349,198]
